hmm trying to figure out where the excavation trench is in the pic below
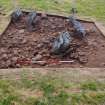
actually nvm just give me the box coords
[0,12,105,68]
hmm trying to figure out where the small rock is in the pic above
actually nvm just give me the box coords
[43,53,50,58]
[58,25,64,28]
[41,13,48,19]
[78,51,86,56]
[0,48,6,53]
[101,63,105,67]
[11,39,18,46]
[33,51,38,56]
[16,36,23,41]
[13,50,18,55]
[42,40,50,44]
[19,29,25,34]
[66,19,70,22]
[16,63,21,68]
[8,54,12,58]
[48,63,57,66]
[51,25,56,29]
[6,60,11,67]
[84,46,89,49]
[39,49,47,54]
[78,56,88,64]
[44,24,48,27]
[18,49,21,53]
[11,57,18,62]
[33,38,37,42]
[102,45,105,47]
[21,39,27,44]
[30,42,36,46]
[32,54,42,61]
[37,61,47,66]
[2,54,8,60]
[36,43,43,48]
[0,62,6,68]
[70,53,79,59]
[79,65,84,68]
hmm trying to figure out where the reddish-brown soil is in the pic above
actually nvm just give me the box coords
[0,13,105,68]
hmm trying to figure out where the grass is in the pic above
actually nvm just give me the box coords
[0,0,105,22]
[0,71,105,105]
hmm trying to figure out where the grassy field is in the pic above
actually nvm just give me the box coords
[0,69,105,105]
[0,0,105,21]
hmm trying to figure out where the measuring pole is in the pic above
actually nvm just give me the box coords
[71,0,77,17]
[11,0,18,10]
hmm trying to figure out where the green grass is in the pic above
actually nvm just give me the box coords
[0,72,105,105]
[0,0,105,21]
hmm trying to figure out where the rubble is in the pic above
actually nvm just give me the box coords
[36,61,47,66]
[26,11,39,31]
[36,43,44,49]
[19,29,25,34]
[78,56,88,64]
[11,57,18,62]
[6,60,11,67]
[11,9,23,22]
[2,54,8,60]
[41,13,48,19]
[15,63,21,68]
[70,53,79,59]
[0,61,6,68]
[32,54,42,61]
[78,51,86,56]
[69,16,86,39]
[21,39,27,44]
[0,12,105,68]
[0,48,6,53]
[52,31,72,55]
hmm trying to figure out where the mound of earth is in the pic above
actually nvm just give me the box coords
[0,13,105,68]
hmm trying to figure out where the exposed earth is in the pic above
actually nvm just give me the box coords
[0,13,105,68]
